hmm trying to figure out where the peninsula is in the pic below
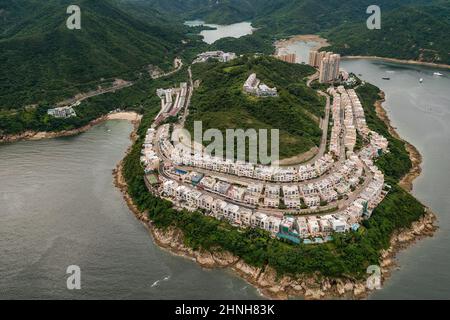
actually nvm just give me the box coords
[118,53,436,299]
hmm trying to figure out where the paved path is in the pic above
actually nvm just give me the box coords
[276,72,331,168]
[58,58,183,107]
[57,81,133,107]
[300,72,331,165]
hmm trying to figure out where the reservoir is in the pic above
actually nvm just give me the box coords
[184,20,254,44]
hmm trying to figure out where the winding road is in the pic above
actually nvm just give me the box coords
[149,62,377,219]
[58,58,184,107]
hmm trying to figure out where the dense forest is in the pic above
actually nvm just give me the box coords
[147,0,450,64]
[186,56,324,159]
[0,67,190,136]
[325,4,450,65]
[0,0,184,110]
[1,0,449,136]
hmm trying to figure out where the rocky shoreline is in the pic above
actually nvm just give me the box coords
[0,112,142,144]
[113,94,437,299]
[373,92,422,192]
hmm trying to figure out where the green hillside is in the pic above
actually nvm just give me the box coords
[325,4,450,64]
[133,0,269,24]
[186,56,324,159]
[0,0,183,109]
[140,0,450,64]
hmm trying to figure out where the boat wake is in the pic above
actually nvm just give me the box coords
[151,275,171,288]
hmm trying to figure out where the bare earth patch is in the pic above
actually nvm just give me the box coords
[274,34,330,52]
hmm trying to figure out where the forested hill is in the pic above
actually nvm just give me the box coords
[186,56,325,159]
[324,4,450,64]
[0,0,184,109]
[1,0,449,110]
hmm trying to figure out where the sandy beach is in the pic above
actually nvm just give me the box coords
[107,111,142,122]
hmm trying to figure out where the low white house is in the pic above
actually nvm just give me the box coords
[238,208,253,226]
[284,195,301,209]
[264,195,280,208]
[214,181,231,195]
[199,194,214,211]
[296,217,309,238]
[200,176,216,190]
[251,212,268,228]
[228,186,246,201]
[319,218,332,233]
[247,183,264,194]
[307,218,320,235]
[330,217,348,232]
[175,185,190,201]
[244,192,260,206]
[320,189,338,203]
[163,180,178,196]
[303,195,321,208]
[282,185,299,197]
[223,203,240,222]
[212,199,228,217]
[265,185,280,196]
[263,216,281,234]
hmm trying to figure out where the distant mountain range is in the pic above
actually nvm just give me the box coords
[325,4,450,64]
[143,0,450,64]
[1,0,448,110]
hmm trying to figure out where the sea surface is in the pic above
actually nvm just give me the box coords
[341,59,450,299]
[284,40,450,299]
[184,20,254,44]
[0,121,260,299]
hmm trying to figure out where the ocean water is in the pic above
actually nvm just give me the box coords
[265,38,450,298]
[0,121,261,299]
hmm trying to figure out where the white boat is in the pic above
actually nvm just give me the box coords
[433,72,443,76]
[419,78,424,83]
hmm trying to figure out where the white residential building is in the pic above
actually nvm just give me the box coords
[264,196,280,208]
[284,195,301,209]
[282,185,299,197]
[303,195,321,208]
